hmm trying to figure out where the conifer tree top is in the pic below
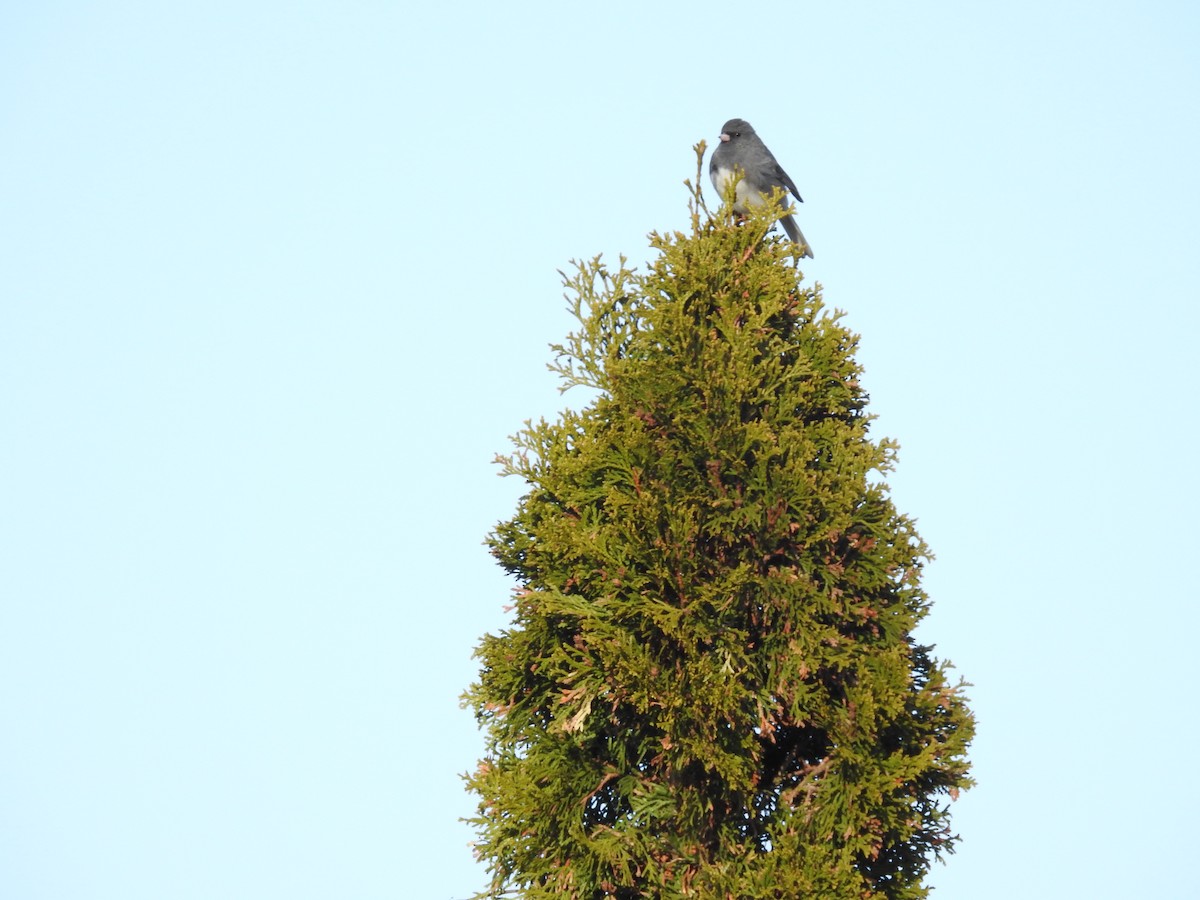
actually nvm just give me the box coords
[464,146,974,900]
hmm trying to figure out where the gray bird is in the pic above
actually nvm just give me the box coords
[710,118,813,258]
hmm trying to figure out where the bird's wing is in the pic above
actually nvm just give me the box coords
[774,163,804,204]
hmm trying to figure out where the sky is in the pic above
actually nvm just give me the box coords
[2,2,1198,897]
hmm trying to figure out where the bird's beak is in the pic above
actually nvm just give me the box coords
[719,132,731,142]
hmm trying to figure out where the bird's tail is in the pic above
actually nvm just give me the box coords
[780,215,814,258]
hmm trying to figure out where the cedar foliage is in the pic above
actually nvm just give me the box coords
[463,147,974,899]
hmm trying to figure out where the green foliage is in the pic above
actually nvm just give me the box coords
[463,147,974,900]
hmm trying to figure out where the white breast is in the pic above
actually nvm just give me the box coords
[712,164,764,214]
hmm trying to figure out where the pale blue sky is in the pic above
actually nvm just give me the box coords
[2,3,1197,898]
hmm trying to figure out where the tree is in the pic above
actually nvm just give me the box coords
[463,148,974,899]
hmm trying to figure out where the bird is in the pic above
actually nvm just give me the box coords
[710,118,813,258]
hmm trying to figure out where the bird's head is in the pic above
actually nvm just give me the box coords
[718,118,755,142]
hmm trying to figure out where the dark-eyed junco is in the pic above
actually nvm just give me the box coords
[710,118,813,258]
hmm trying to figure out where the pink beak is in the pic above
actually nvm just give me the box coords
[719,133,731,142]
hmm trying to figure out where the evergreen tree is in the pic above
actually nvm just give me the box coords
[464,149,974,899]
